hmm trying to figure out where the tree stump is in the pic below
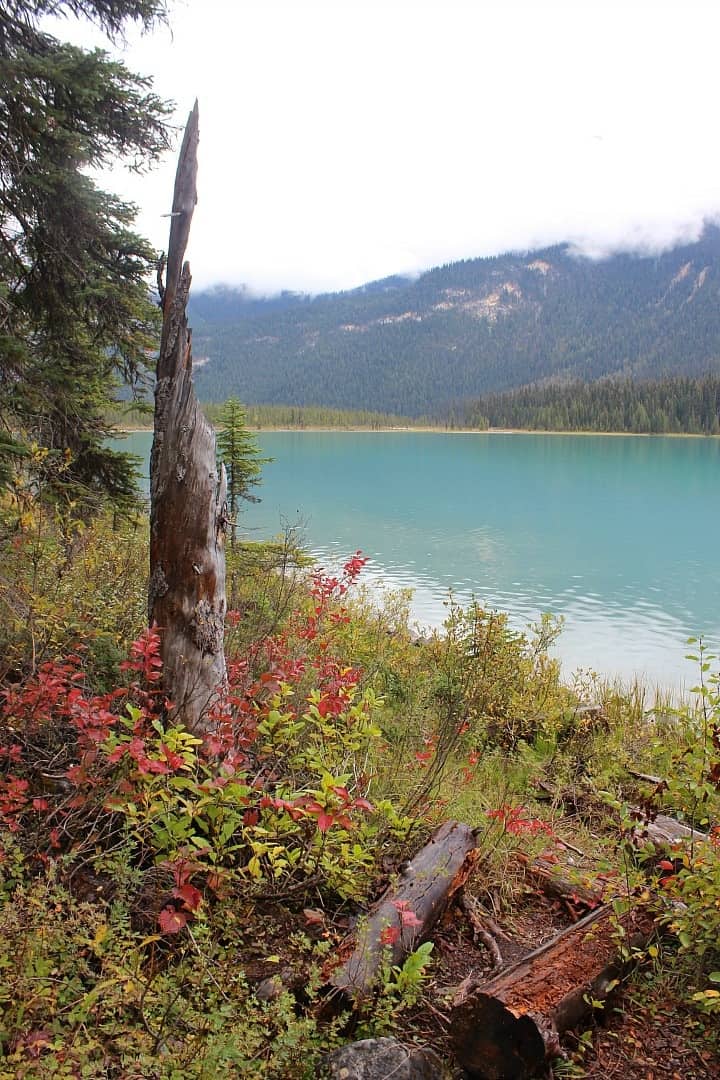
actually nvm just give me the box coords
[449,902,655,1079]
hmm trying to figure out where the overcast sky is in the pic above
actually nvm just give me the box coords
[54,0,720,294]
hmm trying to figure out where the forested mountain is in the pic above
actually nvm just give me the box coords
[190,227,720,415]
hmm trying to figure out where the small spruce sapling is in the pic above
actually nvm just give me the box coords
[216,398,272,546]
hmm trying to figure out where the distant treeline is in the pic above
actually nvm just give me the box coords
[205,403,414,429]
[454,375,720,435]
[108,377,720,435]
[107,402,415,431]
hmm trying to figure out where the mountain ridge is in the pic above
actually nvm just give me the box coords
[190,227,720,415]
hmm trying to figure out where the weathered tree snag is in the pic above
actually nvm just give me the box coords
[449,902,655,1080]
[328,821,477,1001]
[149,103,227,734]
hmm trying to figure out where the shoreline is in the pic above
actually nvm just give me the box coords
[116,424,717,439]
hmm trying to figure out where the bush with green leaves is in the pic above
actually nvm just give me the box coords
[649,643,720,1011]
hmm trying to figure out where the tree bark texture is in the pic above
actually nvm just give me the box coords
[327,820,477,1001]
[149,103,227,734]
[449,902,655,1079]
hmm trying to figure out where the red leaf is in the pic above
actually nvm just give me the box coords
[352,797,375,813]
[380,925,401,946]
[391,899,423,928]
[400,909,423,928]
[158,906,188,934]
[173,883,202,912]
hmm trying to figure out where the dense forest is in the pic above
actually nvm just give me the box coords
[109,379,720,435]
[189,229,720,415]
[455,374,720,434]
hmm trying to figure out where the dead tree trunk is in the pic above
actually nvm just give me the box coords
[149,103,227,734]
[327,820,477,1001]
[449,902,655,1079]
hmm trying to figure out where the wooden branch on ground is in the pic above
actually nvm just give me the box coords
[626,767,665,786]
[459,893,503,969]
[326,820,477,1001]
[449,901,655,1080]
[149,102,228,734]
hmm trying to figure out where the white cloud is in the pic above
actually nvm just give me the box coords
[49,0,720,293]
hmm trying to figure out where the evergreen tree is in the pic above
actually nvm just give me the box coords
[0,0,171,511]
[216,398,271,545]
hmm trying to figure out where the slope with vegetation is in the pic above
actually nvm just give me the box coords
[190,231,720,416]
[2,507,720,1077]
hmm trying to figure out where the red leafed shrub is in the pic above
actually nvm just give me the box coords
[0,550,391,920]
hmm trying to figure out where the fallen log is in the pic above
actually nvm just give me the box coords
[449,901,655,1080]
[516,852,605,913]
[327,820,477,1001]
[641,812,706,847]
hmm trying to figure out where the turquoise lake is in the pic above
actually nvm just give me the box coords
[114,430,720,690]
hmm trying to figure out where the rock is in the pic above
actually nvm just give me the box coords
[254,967,296,1002]
[327,1037,443,1080]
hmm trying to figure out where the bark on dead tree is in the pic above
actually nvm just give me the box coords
[149,103,227,734]
[327,820,478,1001]
[449,902,655,1079]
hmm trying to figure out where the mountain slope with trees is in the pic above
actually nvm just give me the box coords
[190,228,720,416]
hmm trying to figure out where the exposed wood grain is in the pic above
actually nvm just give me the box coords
[450,902,655,1079]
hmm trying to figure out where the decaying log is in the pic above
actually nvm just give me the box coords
[517,853,605,913]
[328,821,477,1001]
[449,902,655,1080]
[641,812,706,847]
[149,103,227,734]
[628,808,707,849]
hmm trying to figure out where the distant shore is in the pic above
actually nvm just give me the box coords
[117,424,717,438]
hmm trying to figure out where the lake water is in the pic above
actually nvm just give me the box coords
[114,430,720,690]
